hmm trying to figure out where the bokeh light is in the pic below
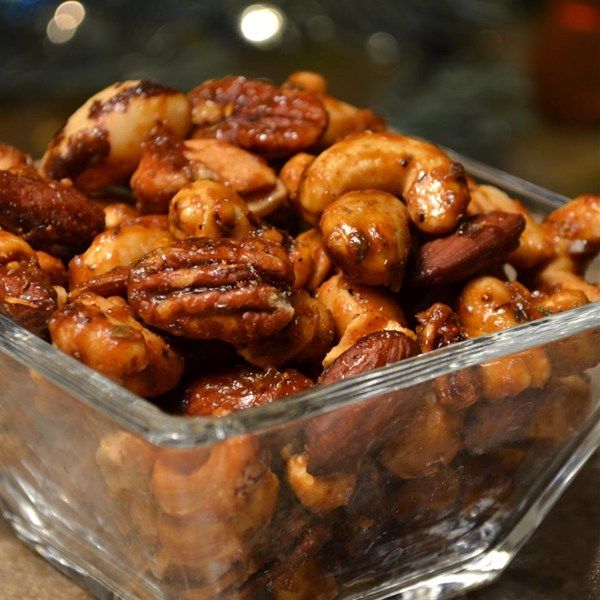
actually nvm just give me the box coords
[239,4,285,47]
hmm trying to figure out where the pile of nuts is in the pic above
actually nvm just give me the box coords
[1,72,599,598]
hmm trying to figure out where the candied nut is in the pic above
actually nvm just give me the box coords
[271,556,337,600]
[458,276,551,400]
[289,228,332,292]
[298,131,470,233]
[127,237,295,344]
[410,212,526,288]
[0,229,37,264]
[303,330,420,476]
[68,266,130,301]
[49,292,183,397]
[415,303,480,410]
[0,140,38,176]
[544,194,600,256]
[99,201,140,229]
[468,185,554,268]
[130,122,196,214]
[380,392,464,479]
[184,366,313,417]
[392,467,461,526]
[236,290,334,369]
[241,177,288,219]
[69,219,174,287]
[42,80,191,191]
[283,71,329,94]
[184,138,277,197]
[320,189,411,290]
[286,452,356,515]
[0,171,105,254]
[35,251,67,287]
[316,273,406,336]
[188,76,328,157]
[168,180,257,240]
[280,152,315,204]
[463,392,536,454]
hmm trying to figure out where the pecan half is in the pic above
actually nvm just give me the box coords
[304,330,420,475]
[0,171,105,253]
[415,302,480,409]
[188,76,328,157]
[127,237,294,344]
[410,211,526,287]
[183,366,313,417]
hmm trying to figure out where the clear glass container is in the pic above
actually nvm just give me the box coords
[0,159,598,600]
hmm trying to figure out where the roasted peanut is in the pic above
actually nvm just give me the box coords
[298,131,470,233]
[42,80,191,191]
[69,218,174,287]
[0,170,105,254]
[184,366,313,417]
[410,212,525,287]
[188,76,328,157]
[168,180,257,240]
[380,392,464,479]
[469,184,554,268]
[289,228,332,291]
[415,303,480,409]
[236,290,334,369]
[458,276,551,400]
[49,292,183,397]
[127,237,294,344]
[320,190,411,290]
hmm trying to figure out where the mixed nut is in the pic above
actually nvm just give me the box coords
[0,72,599,599]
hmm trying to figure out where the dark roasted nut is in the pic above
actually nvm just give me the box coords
[49,292,183,397]
[0,258,57,336]
[380,392,464,479]
[298,131,470,232]
[236,290,334,369]
[42,80,191,191]
[303,330,420,476]
[415,303,480,409]
[320,189,411,291]
[127,237,295,344]
[168,180,257,241]
[410,211,526,287]
[184,366,313,416]
[130,122,196,214]
[188,76,328,157]
[0,171,105,253]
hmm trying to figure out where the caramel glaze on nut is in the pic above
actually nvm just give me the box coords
[183,366,313,417]
[0,170,105,254]
[188,76,328,158]
[127,237,295,344]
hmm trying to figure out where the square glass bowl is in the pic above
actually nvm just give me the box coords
[0,155,598,600]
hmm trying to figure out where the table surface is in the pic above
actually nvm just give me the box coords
[1,453,598,600]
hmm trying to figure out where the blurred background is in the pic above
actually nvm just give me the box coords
[0,0,598,195]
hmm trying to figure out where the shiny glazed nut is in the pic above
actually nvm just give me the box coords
[35,251,67,287]
[458,276,551,400]
[97,201,140,229]
[320,189,411,290]
[279,152,315,204]
[168,180,257,240]
[410,211,526,287]
[0,229,37,264]
[415,303,480,410]
[49,292,183,397]
[68,266,130,301]
[68,219,174,286]
[0,171,105,253]
[184,366,313,416]
[303,330,421,476]
[188,76,328,157]
[130,122,196,214]
[298,131,470,232]
[289,228,332,291]
[127,237,295,344]
[42,80,191,191]
[184,138,277,197]
[0,140,37,176]
[236,290,334,368]
[282,71,329,94]
[468,185,554,268]
[380,392,464,479]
